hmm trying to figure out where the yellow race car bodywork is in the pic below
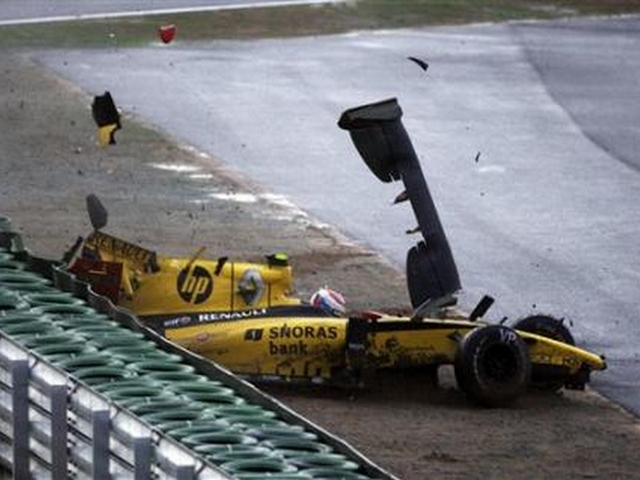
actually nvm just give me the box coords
[70,227,607,396]
[67,98,606,406]
[158,313,605,387]
[80,230,300,317]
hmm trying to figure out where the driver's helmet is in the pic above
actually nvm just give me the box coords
[310,287,346,317]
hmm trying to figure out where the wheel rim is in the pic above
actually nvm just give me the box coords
[480,344,519,383]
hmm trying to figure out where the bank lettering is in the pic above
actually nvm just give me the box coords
[270,340,308,356]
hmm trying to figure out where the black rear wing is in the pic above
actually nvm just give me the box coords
[338,98,461,308]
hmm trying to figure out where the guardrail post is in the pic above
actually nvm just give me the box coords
[11,359,30,480]
[49,384,68,479]
[133,436,152,479]
[175,465,195,480]
[92,409,110,479]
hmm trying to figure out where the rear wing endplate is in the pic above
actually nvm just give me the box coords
[338,98,461,308]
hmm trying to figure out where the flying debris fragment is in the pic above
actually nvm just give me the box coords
[91,92,120,146]
[407,56,429,72]
[393,190,409,204]
[159,24,177,44]
[475,151,481,163]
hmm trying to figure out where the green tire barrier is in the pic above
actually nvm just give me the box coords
[140,351,185,363]
[0,312,53,326]
[165,421,233,440]
[0,289,31,311]
[302,468,370,479]
[88,333,152,349]
[0,272,51,294]
[206,404,277,419]
[23,292,85,307]
[288,453,359,470]
[145,371,208,383]
[211,446,276,463]
[128,399,201,416]
[30,304,99,317]
[154,418,230,434]
[193,443,270,458]
[182,431,259,449]
[89,344,179,358]
[220,416,286,428]
[55,314,114,328]
[23,333,82,348]
[110,349,187,363]
[127,359,196,375]
[107,390,178,409]
[0,270,39,279]
[168,380,226,392]
[166,380,249,407]
[103,344,159,360]
[168,381,246,406]
[202,404,276,421]
[33,342,97,359]
[94,378,162,393]
[262,438,333,457]
[45,353,84,363]
[55,353,125,372]
[0,260,26,271]
[1,320,60,336]
[246,425,317,442]
[68,323,129,335]
[72,366,132,386]
[87,332,153,350]
[140,408,206,426]
[180,390,245,407]
[235,475,312,480]
[220,458,298,475]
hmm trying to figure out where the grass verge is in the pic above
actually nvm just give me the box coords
[1,0,640,49]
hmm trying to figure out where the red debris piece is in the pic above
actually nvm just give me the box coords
[159,24,176,44]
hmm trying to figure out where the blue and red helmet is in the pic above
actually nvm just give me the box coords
[310,287,346,317]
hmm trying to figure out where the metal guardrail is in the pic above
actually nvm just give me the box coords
[0,331,230,479]
[0,227,397,480]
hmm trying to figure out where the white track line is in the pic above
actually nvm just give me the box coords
[0,0,345,26]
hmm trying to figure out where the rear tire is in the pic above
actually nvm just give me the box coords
[455,325,530,407]
[512,315,574,344]
[513,315,574,391]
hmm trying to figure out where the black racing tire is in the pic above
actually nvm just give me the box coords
[512,315,575,391]
[512,314,574,345]
[454,325,531,407]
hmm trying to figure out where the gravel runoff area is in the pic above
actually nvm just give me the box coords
[3,51,640,479]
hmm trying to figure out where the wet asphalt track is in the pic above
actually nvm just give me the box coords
[35,16,640,415]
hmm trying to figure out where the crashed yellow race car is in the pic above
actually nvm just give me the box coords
[67,99,606,407]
